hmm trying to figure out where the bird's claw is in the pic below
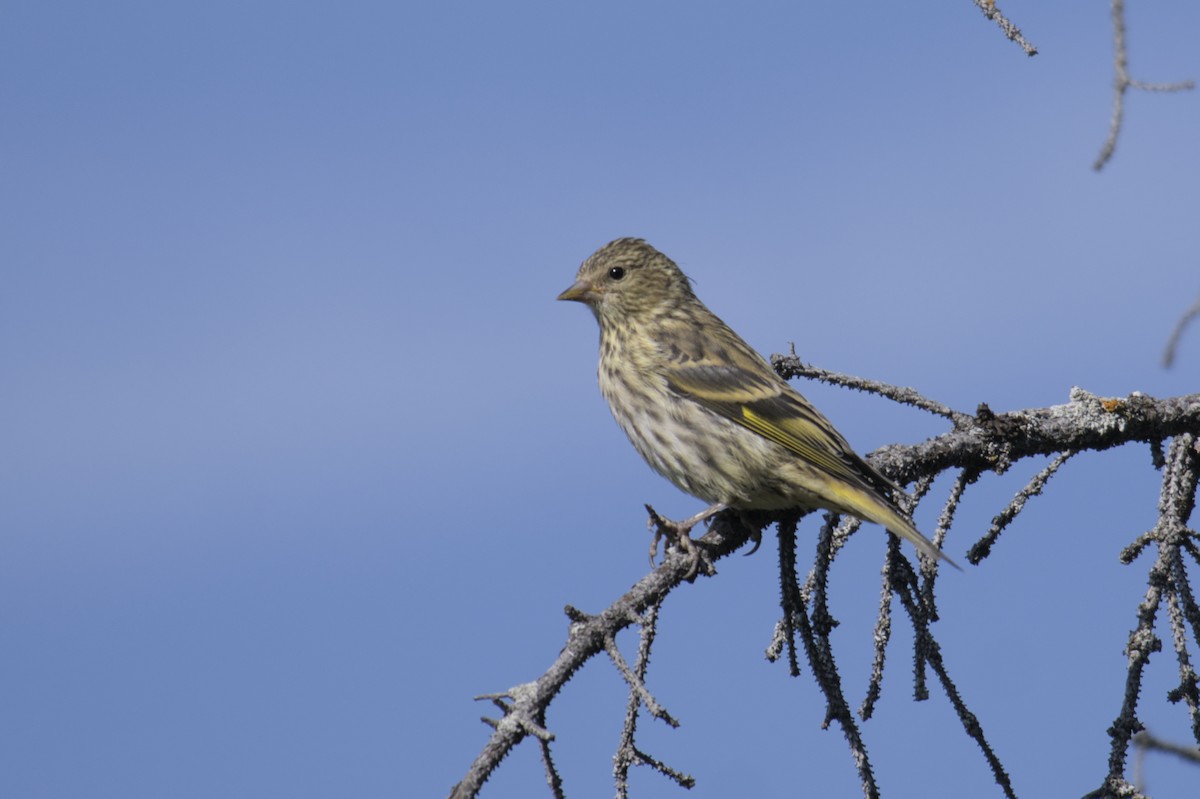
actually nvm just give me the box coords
[645,504,711,580]
[743,525,763,556]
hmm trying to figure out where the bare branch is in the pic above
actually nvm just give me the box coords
[447,516,753,799]
[783,513,881,799]
[890,553,1018,799]
[1090,434,1200,796]
[614,601,696,797]
[860,555,896,721]
[871,389,1200,487]
[450,378,1200,798]
[1163,293,1200,368]
[775,512,805,678]
[971,0,1038,57]
[968,450,1077,564]
[604,628,679,727]
[1133,730,1200,764]
[774,351,971,426]
[1094,0,1195,171]
[536,707,566,799]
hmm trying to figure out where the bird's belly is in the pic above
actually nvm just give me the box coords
[600,372,824,511]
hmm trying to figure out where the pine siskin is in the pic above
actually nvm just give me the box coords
[558,237,953,570]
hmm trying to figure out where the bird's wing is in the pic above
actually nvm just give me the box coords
[662,358,891,495]
[660,340,955,567]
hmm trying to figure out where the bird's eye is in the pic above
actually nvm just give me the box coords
[608,266,626,281]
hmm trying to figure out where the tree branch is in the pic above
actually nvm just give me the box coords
[1163,292,1200,368]
[971,0,1038,57]
[448,517,753,799]
[1093,0,1195,171]
[449,370,1200,798]
[1086,434,1200,798]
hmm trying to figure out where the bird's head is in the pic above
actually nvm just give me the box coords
[557,238,694,323]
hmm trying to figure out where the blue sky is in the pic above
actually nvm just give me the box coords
[3,2,1199,797]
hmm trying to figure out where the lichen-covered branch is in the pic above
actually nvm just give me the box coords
[449,368,1200,799]
[613,600,695,798]
[447,518,754,799]
[774,356,1200,482]
[1085,434,1200,798]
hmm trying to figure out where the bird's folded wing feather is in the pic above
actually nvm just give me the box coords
[663,361,890,494]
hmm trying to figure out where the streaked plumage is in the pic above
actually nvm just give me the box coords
[558,237,951,567]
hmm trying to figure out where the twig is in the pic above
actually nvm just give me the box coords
[1163,293,1200,368]
[447,514,752,799]
[773,350,971,426]
[968,450,1077,563]
[1132,730,1200,764]
[1093,0,1195,171]
[452,381,1200,798]
[614,601,696,797]
[891,557,1018,798]
[1089,434,1200,796]
[776,515,803,677]
[604,627,679,727]
[788,514,881,799]
[972,0,1038,57]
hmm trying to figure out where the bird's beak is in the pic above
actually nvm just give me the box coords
[557,279,595,304]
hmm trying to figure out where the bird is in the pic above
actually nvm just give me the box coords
[557,237,954,573]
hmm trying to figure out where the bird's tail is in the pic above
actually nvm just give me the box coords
[825,479,960,570]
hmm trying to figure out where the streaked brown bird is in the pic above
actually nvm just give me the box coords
[558,237,954,571]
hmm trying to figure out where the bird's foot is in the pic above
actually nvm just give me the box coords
[645,503,726,579]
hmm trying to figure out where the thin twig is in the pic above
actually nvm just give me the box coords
[773,350,971,425]
[614,601,696,797]
[1164,588,1200,742]
[776,515,803,677]
[452,380,1200,798]
[448,514,752,799]
[1091,435,1200,796]
[604,629,679,727]
[1132,730,1200,764]
[860,559,895,721]
[1094,0,1195,171]
[536,706,566,799]
[972,0,1038,57]
[1163,293,1200,368]
[891,560,1018,798]
[863,469,953,719]
[789,514,881,799]
[968,450,1077,564]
